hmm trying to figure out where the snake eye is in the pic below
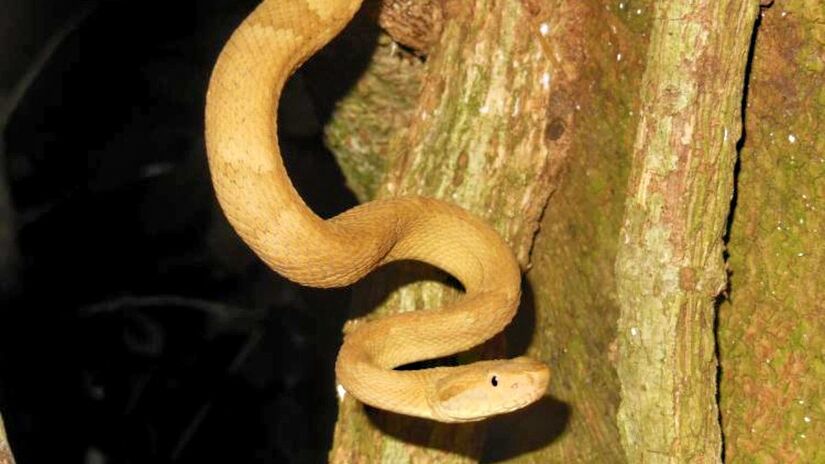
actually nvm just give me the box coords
[491,375,498,387]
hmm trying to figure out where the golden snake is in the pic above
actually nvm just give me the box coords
[204,0,549,422]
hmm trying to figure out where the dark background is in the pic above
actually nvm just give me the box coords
[0,0,375,462]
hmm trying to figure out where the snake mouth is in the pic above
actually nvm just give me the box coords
[502,387,546,412]
[434,389,546,423]
[494,373,549,414]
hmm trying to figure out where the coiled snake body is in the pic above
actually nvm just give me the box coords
[205,0,549,422]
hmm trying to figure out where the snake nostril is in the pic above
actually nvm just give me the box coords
[491,375,498,387]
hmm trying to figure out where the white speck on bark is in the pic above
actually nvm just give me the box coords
[539,23,550,36]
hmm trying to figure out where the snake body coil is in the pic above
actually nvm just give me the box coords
[205,0,549,422]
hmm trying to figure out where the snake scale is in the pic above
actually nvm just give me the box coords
[204,0,549,422]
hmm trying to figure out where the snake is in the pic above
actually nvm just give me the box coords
[204,0,549,422]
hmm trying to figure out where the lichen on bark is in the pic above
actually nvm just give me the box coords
[614,0,759,462]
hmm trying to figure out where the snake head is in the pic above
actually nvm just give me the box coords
[431,357,549,422]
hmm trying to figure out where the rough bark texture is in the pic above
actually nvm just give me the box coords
[325,0,649,461]
[377,0,443,53]
[719,2,825,462]
[0,414,13,464]
[615,1,759,462]
[323,30,425,203]
[318,0,824,461]
[328,0,582,460]
[492,2,651,462]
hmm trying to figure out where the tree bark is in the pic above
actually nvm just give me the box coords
[615,1,758,462]
[318,0,825,462]
[324,0,654,460]
[328,0,577,460]
[0,414,13,464]
[497,2,653,461]
[719,1,825,462]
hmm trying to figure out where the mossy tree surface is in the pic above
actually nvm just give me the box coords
[326,0,656,460]
[719,2,825,462]
[486,1,652,462]
[614,0,758,462]
[329,0,585,461]
[322,25,425,202]
[616,0,758,462]
[320,0,822,462]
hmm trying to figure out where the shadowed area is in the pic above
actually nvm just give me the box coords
[0,0,379,462]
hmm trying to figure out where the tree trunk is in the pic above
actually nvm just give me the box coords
[615,1,758,462]
[316,0,819,461]
[719,1,825,462]
[326,0,642,460]
[329,0,570,460]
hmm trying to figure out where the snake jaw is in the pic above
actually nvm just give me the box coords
[429,357,550,422]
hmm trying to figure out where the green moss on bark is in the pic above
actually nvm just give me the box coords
[320,0,823,462]
[720,2,825,462]
[485,1,654,462]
